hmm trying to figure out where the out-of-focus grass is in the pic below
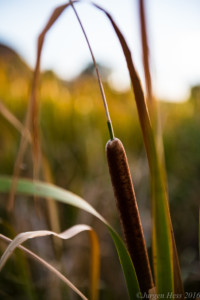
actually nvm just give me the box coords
[0,44,199,298]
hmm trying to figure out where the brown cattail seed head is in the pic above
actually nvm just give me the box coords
[106,138,154,293]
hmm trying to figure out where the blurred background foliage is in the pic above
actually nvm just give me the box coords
[0,43,199,299]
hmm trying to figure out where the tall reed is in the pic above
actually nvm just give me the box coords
[70,3,154,292]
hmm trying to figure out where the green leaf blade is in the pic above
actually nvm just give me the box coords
[89,4,175,296]
[152,170,174,297]
[0,176,140,299]
[107,227,140,299]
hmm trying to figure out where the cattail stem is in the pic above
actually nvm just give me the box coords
[70,1,114,141]
[106,138,154,293]
[107,121,114,140]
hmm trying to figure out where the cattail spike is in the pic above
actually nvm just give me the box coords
[106,138,154,292]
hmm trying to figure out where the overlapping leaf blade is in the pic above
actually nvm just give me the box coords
[0,232,88,300]
[0,176,140,299]
[91,3,174,297]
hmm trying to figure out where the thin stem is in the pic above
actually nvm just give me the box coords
[70,0,114,140]
[0,234,88,300]
[107,121,114,140]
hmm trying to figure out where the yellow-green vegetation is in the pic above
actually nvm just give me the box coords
[0,42,199,299]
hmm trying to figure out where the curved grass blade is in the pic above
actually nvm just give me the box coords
[107,227,142,297]
[91,3,174,297]
[0,225,92,270]
[0,220,36,299]
[0,176,140,299]
[0,225,99,300]
[0,233,88,300]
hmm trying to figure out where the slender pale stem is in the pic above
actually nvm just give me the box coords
[70,0,114,140]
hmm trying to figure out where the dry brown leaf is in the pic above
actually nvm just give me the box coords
[8,2,77,211]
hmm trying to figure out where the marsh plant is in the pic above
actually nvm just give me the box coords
[0,1,199,300]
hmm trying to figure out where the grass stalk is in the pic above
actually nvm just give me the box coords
[0,234,88,300]
[138,0,153,106]
[70,0,114,140]
[7,2,74,211]
[138,1,184,296]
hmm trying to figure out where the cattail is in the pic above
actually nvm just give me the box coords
[106,137,154,293]
[70,2,153,293]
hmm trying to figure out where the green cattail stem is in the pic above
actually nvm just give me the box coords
[106,138,154,293]
[107,121,115,140]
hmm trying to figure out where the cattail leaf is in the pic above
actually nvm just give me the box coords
[90,3,175,297]
[107,227,141,297]
[0,233,88,300]
[138,0,153,106]
[0,176,140,299]
[138,1,184,296]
